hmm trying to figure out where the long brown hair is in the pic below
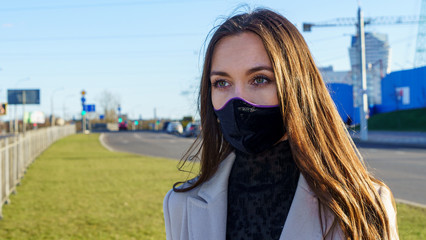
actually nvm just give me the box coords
[175,8,394,239]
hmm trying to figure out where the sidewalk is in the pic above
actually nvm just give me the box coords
[350,130,426,148]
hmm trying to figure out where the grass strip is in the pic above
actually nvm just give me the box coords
[397,203,426,239]
[0,133,424,239]
[0,134,192,239]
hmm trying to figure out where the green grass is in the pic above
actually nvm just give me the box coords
[0,134,194,240]
[368,107,426,132]
[397,203,426,239]
[0,134,425,239]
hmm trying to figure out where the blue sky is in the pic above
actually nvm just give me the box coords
[0,0,422,121]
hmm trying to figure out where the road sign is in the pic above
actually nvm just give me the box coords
[7,89,40,104]
[83,104,96,112]
[0,103,7,115]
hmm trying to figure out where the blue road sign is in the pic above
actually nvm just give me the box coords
[81,97,86,104]
[83,104,96,112]
[7,89,40,104]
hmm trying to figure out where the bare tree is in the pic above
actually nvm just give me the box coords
[97,90,120,123]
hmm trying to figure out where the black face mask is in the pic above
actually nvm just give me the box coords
[214,97,285,155]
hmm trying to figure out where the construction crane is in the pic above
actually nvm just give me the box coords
[415,0,426,67]
[303,6,426,141]
[303,2,426,67]
[303,15,421,31]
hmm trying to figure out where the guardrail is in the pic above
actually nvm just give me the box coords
[0,125,76,219]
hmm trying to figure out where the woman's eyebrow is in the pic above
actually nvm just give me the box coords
[210,66,273,78]
[246,66,273,75]
[210,71,230,77]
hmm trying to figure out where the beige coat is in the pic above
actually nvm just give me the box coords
[163,152,399,240]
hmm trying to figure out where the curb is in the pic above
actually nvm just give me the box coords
[396,198,426,209]
[99,133,116,152]
[352,138,426,149]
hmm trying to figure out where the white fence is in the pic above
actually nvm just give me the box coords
[0,125,76,219]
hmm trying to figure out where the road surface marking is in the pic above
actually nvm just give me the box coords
[99,133,116,152]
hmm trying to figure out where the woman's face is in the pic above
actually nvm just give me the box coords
[210,32,279,110]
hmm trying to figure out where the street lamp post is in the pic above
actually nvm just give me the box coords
[51,88,64,126]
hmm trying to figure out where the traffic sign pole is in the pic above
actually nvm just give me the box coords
[81,90,86,133]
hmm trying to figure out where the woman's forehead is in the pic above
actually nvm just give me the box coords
[210,32,272,73]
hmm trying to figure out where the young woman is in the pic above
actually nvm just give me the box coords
[164,8,399,240]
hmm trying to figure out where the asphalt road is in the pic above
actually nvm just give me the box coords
[358,145,426,206]
[100,131,196,160]
[101,131,426,206]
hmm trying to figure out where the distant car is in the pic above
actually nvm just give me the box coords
[183,122,201,137]
[166,121,183,135]
[162,121,171,131]
[118,121,128,131]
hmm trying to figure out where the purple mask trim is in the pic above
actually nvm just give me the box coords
[213,97,279,111]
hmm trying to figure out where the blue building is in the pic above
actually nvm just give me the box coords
[376,66,426,113]
[326,66,426,125]
[327,83,354,124]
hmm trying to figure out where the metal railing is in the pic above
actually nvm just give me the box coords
[0,125,76,219]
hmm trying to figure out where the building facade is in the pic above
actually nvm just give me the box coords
[349,32,392,106]
[319,66,352,85]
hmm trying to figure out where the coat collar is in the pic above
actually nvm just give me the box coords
[197,152,236,203]
[185,152,235,240]
[186,152,339,240]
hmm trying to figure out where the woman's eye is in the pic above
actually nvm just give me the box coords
[213,80,230,88]
[253,76,270,85]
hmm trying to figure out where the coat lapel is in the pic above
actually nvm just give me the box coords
[280,175,339,240]
[186,153,235,240]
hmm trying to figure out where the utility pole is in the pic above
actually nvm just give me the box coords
[22,91,26,135]
[154,107,157,131]
[358,7,368,141]
[14,105,17,133]
[51,98,54,127]
[51,88,64,127]
[9,108,12,133]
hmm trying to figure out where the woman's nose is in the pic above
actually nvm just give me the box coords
[233,82,249,100]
